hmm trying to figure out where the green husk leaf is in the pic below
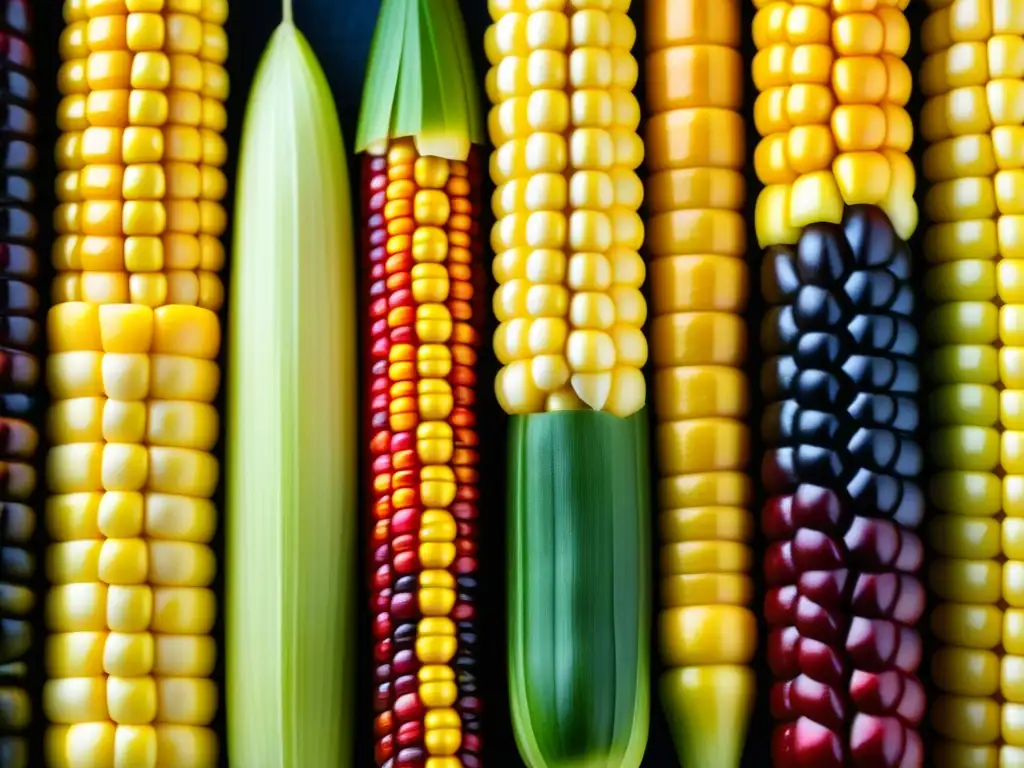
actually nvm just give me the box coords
[439,0,484,143]
[225,21,357,768]
[355,0,483,159]
[508,410,651,768]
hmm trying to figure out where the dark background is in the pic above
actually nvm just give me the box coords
[23,0,934,766]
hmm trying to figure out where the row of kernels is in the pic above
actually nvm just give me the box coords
[932,700,1024,754]
[46,492,215,546]
[44,721,216,768]
[47,532,214,588]
[645,0,754,669]
[648,0,749,675]
[368,151,399,768]
[56,9,89,306]
[0,5,40,756]
[88,3,171,302]
[923,133,1024,191]
[446,156,481,764]
[44,630,215,682]
[920,83,1024,144]
[45,576,214,636]
[47,396,218,450]
[196,0,229,295]
[1007,26,1024,731]
[932,547,1024,607]
[921,0,1024,55]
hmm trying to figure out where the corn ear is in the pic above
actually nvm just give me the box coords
[918,4,1024,761]
[44,0,227,764]
[225,19,357,768]
[643,1,756,765]
[752,1,926,764]
[358,0,486,764]
[0,3,40,767]
[485,2,651,766]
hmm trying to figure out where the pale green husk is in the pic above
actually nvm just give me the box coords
[508,410,651,768]
[225,21,357,768]
[355,0,484,159]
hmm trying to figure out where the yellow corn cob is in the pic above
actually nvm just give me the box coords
[486,4,651,767]
[43,0,227,765]
[487,0,647,417]
[753,0,917,244]
[643,2,755,766]
[920,2,1024,765]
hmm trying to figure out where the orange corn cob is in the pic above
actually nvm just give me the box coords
[643,2,756,767]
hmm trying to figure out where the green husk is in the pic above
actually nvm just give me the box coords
[225,20,357,768]
[355,0,484,160]
[508,410,651,768]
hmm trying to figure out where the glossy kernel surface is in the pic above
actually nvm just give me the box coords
[644,1,755,766]
[751,0,918,246]
[486,0,647,417]
[761,207,925,768]
[44,1,228,764]
[921,0,1024,762]
[365,141,484,768]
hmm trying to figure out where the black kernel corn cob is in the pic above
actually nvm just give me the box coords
[0,2,40,767]
[761,207,927,766]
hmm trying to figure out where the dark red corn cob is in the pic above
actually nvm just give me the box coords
[0,3,38,767]
[365,139,484,767]
[761,206,925,767]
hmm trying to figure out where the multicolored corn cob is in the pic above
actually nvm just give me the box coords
[643,1,755,765]
[485,2,651,767]
[43,1,227,765]
[919,2,1024,764]
[357,1,485,765]
[752,1,926,765]
[0,3,40,767]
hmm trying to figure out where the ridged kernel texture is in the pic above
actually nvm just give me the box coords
[762,207,926,767]
[485,0,647,417]
[43,0,228,765]
[366,140,484,768]
[752,0,917,247]
[643,0,755,765]
[0,3,42,767]
[919,1,1024,765]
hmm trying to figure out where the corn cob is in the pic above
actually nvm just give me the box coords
[643,2,755,765]
[43,0,227,765]
[358,1,484,765]
[225,8,357,765]
[918,2,1024,764]
[752,1,926,765]
[485,1,650,766]
[0,3,41,766]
